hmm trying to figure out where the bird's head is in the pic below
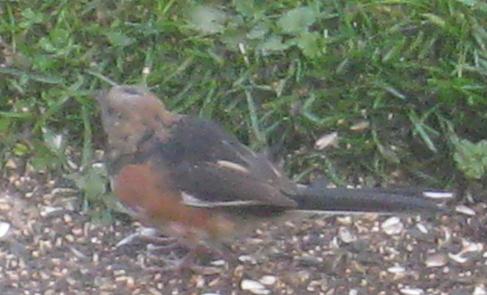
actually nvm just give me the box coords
[95,85,180,159]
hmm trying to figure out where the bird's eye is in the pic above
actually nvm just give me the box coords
[105,106,123,120]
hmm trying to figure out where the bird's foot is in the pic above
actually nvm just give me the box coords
[116,227,176,248]
[146,246,224,275]
[116,227,229,274]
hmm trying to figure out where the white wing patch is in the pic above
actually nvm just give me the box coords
[422,191,454,199]
[216,160,250,174]
[181,191,262,208]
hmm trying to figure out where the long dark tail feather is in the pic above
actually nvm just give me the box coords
[290,186,448,214]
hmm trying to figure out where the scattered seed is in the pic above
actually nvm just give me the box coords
[381,217,404,235]
[461,239,483,253]
[260,275,277,286]
[5,159,17,169]
[241,279,270,295]
[425,254,448,268]
[350,121,370,131]
[238,255,257,264]
[448,252,468,264]
[455,205,476,216]
[473,285,487,295]
[64,214,73,223]
[388,265,406,274]
[210,259,226,266]
[338,227,357,243]
[40,206,63,217]
[400,287,424,295]
[415,223,428,234]
[315,132,339,150]
[0,221,11,239]
[336,216,353,225]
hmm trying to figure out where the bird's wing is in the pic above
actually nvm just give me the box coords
[147,117,298,209]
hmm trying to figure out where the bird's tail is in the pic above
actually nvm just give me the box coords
[290,186,450,214]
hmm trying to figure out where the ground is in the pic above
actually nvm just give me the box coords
[0,162,486,295]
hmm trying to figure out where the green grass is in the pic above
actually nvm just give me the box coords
[1,0,487,206]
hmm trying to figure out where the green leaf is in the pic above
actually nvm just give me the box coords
[294,31,323,58]
[422,13,446,28]
[30,140,64,170]
[247,23,269,40]
[454,0,476,6]
[187,5,227,34]
[257,35,290,55]
[73,165,108,203]
[0,111,33,119]
[19,8,44,28]
[234,0,255,18]
[105,31,135,47]
[39,37,58,53]
[0,117,10,134]
[30,154,55,171]
[13,143,30,156]
[49,28,71,49]
[453,137,487,179]
[220,27,247,49]
[0,67,63,84]
[278,6,317,34]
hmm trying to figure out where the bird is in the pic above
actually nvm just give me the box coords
[95,85,448,271]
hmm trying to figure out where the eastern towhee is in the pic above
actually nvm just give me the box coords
[95,85,448,269]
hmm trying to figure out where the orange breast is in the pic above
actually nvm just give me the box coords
[113,164,234,240]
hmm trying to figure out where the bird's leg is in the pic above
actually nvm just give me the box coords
[146,244,224,275]
[116,227,177,249]
[116,227,222,273]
